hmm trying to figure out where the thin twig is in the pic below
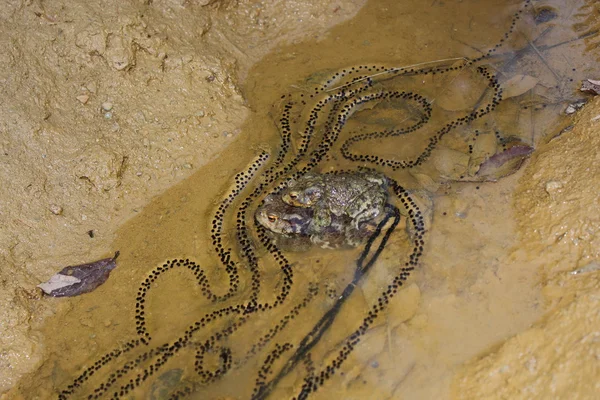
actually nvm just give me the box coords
[543,29,599,50]
[452,37,486,55]
[325,57,469,92]
[523,34,561,83]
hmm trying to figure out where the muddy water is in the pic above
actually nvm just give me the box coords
[16,0,600,399]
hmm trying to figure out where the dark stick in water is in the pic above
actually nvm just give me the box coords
[252,205,400,400]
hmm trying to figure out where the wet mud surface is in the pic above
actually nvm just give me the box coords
[4,0,600,399]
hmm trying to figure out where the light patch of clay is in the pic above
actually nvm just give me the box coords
[0,0,366,393]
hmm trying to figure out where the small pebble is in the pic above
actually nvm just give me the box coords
[565,101,585,115]
[104,112,113,119]
[86,82,97,93]
[101,102,113,111]
[545,180,563,195]
[76,95,89,104]
[455,211,467,219]
[196,110,205,117]
[49,204,63,215]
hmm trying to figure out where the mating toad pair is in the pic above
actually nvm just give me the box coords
[255,171,389,250]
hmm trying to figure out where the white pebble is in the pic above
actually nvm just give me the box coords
[545,180,563,195]
[49,204,63,215]
[86,82,97,93]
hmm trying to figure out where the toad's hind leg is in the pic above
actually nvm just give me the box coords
[309,208,332,233]
[350,190,387,230]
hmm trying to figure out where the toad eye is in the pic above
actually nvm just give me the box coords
[267,214,279,223]
[288,192,298,199]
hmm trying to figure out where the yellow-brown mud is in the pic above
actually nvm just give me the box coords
[3,0,600,399]
[0,0,366,393]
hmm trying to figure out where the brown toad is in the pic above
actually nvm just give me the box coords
[255,193,381,250]
[281,171,388,233]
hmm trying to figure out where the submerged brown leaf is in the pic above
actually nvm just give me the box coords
[502,75,539,99]
[436,63,485,112]
[38,251,120,297]
[454,138,534,182]
[475,140,534,181]
[580,79,600,95]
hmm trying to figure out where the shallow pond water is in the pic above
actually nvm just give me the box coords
[15,0,600,399]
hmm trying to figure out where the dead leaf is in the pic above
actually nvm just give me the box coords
[580,79,600,95]
[436,67,485,112]
[456,139,534,182]
[38,252,120,297]
[432,147,470,179]
[411,173,440,192]
[502,75,539,99]
[475,140,534,181]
